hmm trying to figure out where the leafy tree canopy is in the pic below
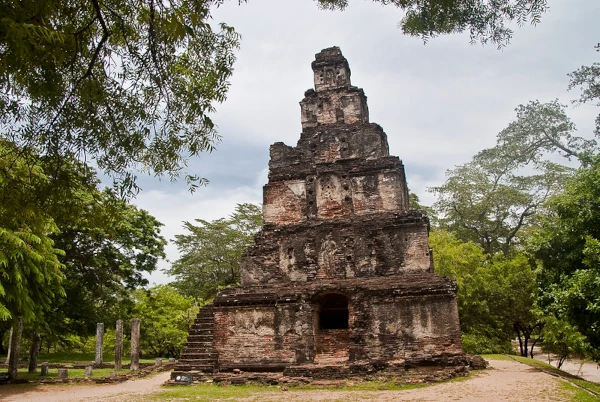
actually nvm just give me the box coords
[0,141,65,323]
[167,203,262,300]
[317,0,548,47]
[568,43,600,137]
[47,187,167,337]
[38,158,167,337]
[0,141,166,347]
[432,94,596,255]
[430,230,539,355]
[533,154,600,358]
[132,285,199,357]
[432,148,572,255]
[0,0,241,193]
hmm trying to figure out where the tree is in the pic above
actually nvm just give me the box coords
[481,254,541,357]
[167,203,262,300]
[430,230,506,353]
[317,0,548,47]
[432,152,571,255]
[1,144,166,354]
[540,315,589,369]
[0,141,65,324]
[568,44,600,137]
[431,230,540,355]
[132,285,199,357]
[1,0,241,192]
[533,154,600,360]
[431,94,596,255]
[490,100,597,165]
[0,142,67,380]
[46,185,167,339]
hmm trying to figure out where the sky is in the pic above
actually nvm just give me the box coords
[132,0,600,285]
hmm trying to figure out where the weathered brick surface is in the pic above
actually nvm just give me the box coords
[315,329,350,363]
[174,47,465,380]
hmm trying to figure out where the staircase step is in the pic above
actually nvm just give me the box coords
[186,335,213,341]
[175,303,217,376]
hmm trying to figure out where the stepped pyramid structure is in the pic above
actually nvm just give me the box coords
[173,47,467,381]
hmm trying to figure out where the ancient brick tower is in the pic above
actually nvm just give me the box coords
[173,47,466,380]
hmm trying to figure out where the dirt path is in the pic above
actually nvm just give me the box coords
[532,349,600,383]
[0,371,171,402]
[0,360,575,402]
[239,359,567,402]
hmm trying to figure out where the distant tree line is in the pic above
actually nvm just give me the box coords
[427,47,600,365]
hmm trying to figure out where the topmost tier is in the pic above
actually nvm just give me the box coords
[312,47,352,91]
[263,47,410,227]
[301,47,369,129]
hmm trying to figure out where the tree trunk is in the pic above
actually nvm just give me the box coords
[529,337,539,358]
[515,327,525,356]
[5,327,13,365]
[557,355,567,369]
[28,331,42,373]
[0,329,7,355]
[8,319,23,381]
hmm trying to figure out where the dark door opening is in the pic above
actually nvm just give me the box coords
[315,293,350,363]
[319,293,349,330]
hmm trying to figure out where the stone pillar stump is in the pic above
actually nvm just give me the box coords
[95,323,104,365]
[115,319,123,371]
[130,318,140,371]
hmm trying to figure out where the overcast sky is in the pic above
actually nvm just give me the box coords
[133,0,600,285]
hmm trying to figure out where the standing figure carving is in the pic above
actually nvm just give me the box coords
[318,234,337,277]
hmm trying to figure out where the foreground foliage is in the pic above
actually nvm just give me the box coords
[0,0,241,192]
[0,141,64,324]
[534,155,600,360]
[0,143,167,365]
[317,0,548,47]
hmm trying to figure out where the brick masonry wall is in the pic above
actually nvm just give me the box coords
[315,329,350,363]
[212,287,462,370]
[241,213,432,286]
[351,294,463,363]
[213,304,314,371]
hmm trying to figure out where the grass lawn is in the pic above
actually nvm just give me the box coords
[35,352,157,364]
[148,376,471,401]
[0,352,160,365]
[148,383,279,401]
[0,352,164,382]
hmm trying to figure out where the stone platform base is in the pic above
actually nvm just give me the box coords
[167,355,487,386]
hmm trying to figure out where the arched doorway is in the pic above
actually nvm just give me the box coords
[314,293,350,363]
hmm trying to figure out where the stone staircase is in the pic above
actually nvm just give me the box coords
[171,303,217,380]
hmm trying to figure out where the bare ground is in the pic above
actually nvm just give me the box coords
[0,371,171,402]
[239,360,567,402]
[0,359,576,402]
